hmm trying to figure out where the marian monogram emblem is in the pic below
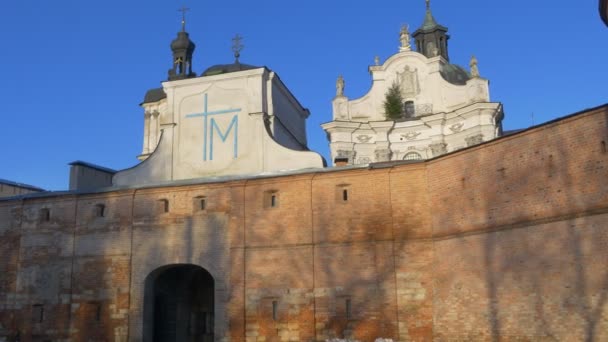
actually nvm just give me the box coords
[185,94,241,161]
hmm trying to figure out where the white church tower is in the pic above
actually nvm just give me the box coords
[322,0,504,165]
[113,12,324,186]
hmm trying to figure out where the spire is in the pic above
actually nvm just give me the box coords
[179,6,189,32]
[413,0,450,60]
[421,0,439,30]
[168,7,196,81]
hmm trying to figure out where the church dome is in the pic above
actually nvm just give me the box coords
[171,32,195,52]
[440,63,470,85]
[201,62,261,77]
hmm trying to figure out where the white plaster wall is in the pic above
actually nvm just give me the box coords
[114,68,323,186]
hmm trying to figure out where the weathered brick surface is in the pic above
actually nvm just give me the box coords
[0,105,606,341]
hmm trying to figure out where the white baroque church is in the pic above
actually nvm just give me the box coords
[322,1,504,165]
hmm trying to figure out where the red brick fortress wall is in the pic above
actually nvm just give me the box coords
[428,105,608,341]
[0,105,606,341]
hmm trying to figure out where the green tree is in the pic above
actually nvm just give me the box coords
[383,82,404,120]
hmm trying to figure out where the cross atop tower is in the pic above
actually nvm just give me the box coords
[179,6,190,31]
[232,34,244,62]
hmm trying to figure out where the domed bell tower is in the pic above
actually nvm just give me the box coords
[412,0,450,61]
[168,7,196,81]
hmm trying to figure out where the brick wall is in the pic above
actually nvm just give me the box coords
[0,105,606,341]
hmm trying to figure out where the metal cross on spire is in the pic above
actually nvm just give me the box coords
[232,34,244,62]
[179,6,190,31]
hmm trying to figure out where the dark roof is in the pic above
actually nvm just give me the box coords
[0,178,44,192]
[601,0,608,26]
[440,63,471,85]
[142,87,167,104]
[142,63,262,104]
[69,161,116,174]
[201,62,261,77]
[417,8,448,32]
[503,129,525,136]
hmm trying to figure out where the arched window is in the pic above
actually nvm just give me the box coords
[403,101,415,118]
[403,152,423,161]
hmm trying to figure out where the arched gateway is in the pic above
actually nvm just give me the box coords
[143,264,214,342]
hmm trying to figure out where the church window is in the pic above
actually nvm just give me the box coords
[32,304,44,323]
[158,199,169,213]
[403,152,422,161]
[272,300,278,321]
[39,208,50,222]
[95,204,105,217]
[342,189,348,202]
[403,101,415,118]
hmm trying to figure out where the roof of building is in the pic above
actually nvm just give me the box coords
[0,178,45,192]
[69,161,116,174]
[201,62,261,77]
[418,8,448,32]
[142,88,167,104]
[142,62,264,104]
[440,63,471,85]
[601,0,608,26]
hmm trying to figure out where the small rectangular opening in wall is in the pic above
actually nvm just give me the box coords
[95,204,105,217]
[602,141,606,153]
[39,208,50,222]
[272,300,278,321]
[87,302,102,322]
[264,190,279,209]
[336,184,351,203]
[32,304,44,323]
[345,298,352,319]
[194,196,207,212]
[158,199,169,213]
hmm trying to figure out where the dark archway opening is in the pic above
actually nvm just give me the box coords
[144,264,214,342]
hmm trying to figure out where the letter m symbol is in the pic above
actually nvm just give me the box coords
[209,115,238,160]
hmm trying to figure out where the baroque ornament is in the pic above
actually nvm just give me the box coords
[356,135,373,143]
[449,122,464,133]
[401,131,421,140]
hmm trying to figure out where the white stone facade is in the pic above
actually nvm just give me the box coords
[322,50,503,165]
[114,67,324,186]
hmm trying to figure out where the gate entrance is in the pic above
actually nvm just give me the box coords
[144,265,214,342]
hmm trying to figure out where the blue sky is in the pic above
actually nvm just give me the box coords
[1,0,606,191]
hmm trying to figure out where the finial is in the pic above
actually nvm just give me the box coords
[232,34,244,63]
[426,0,431,10]
[178,6,190,31]
[374,56,380,66]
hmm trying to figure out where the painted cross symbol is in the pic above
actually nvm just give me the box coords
[185,94,242,161]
